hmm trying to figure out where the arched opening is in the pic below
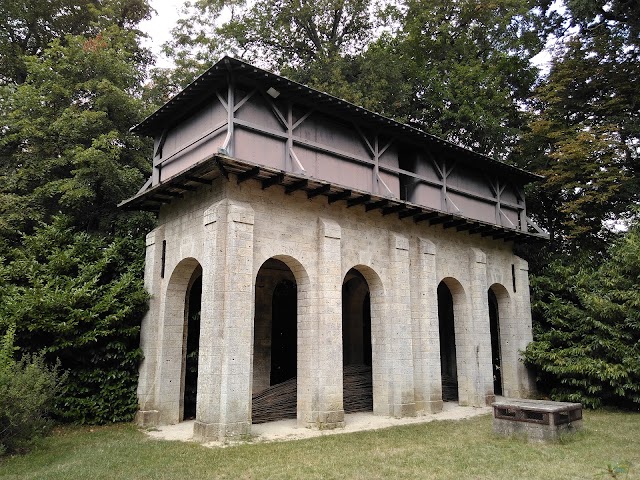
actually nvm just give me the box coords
[159,257,202,425]
[270,278,297,385]
[252,258,297,423]
[182,269,202,420]
[342,268,373,413]
[438,281,458,401]
[488,288,503,396]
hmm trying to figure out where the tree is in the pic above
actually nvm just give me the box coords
[0,0,152,85]
[0,219,147,424]
[0,2,155,424]
[0,27,153,244]
[515,1,640,253]
[377,0,547,158]
[512,1,640,407]
[523,219,640,408]
[150,0,379,101]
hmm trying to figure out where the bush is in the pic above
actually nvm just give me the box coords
[0,218,148,424]
[523,222,640,408]
[0,325,65,455]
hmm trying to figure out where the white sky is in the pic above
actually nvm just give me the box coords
[139,0,187,68]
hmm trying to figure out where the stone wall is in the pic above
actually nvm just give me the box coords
[135,176,535,441]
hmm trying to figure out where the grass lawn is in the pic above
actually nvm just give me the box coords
[1,409,638,479]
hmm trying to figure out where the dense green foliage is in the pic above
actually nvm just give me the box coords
[0,0,154,425]
[523,221,640,408]
[515,0,640,406]
[0,0,151,86]
[374,0,546,157]
[516,0,640,252]
[0,28,152,241]
[0,325,65,454]
[0,220,148,423]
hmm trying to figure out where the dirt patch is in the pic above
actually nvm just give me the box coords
[143,402,491,447]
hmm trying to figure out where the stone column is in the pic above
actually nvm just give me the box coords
[194,199,255,441]
[466,248,495,406]
[512,256,536,397]
[302,218,344,428]
[386,234,416,417]
[411,238,443,414]
[194,201,222,439]
[252,273,276,394]
[135,226,165,427]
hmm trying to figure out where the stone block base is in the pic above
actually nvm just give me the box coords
[193,420,251,442]
[135,410,160,427]
[299,409,346,430]
[417,399,444,415]
[392,403,417,418]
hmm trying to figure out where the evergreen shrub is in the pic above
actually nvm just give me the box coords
[523,222,640,408]
[0,325,64,455]
[0,218,148,424]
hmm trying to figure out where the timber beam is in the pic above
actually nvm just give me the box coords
[285,179,308,194]
[307,184,331,199]
[399,209,420,219]
[262,173,285,190]
[347,195,371,208]
[365,199,389,212]
[328,190,352,204]
[428,215,454,225]
[382,204,405,216]
[237,166,261,184]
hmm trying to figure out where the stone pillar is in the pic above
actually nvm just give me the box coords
[252,273,276,394]
[193,202,222,438]
[466,248,495,406]
[411,238,443,414]
[494,287,519,398]
[386,234,416,417]
[512,256,536,397]
[135,226,165,427]
[194,199,255,441]
[300,218,344,428]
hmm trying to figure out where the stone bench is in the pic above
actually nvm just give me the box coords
[492,398,583,442]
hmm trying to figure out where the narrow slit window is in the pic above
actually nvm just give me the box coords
[161,240,167,278]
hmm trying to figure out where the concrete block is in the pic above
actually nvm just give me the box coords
[493,398,583,442]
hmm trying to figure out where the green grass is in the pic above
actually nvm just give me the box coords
[1,410,639,479]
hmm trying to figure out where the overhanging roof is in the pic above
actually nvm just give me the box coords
[132,56,542,184]
[118,154,548,243]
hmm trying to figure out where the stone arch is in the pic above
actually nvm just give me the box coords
[183,267,202,420]
[251,254,310,424]
[437,277,470,405]
[342,264,386,415]
[158,257,203,424]
[489,282,514,396]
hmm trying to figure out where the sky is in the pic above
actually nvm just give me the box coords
[139,0,187,67]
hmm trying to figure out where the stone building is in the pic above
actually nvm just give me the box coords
[121,56,547,442]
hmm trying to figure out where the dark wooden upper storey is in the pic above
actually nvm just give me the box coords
[121,56,547,241]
